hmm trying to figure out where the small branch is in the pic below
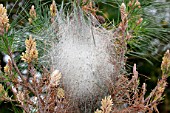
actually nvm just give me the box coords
[34,80,45,113]
[7,47,36,95]
[8,49,23,79]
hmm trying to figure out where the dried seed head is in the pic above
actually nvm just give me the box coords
[153,79,167,103]
[21,35,38,63]
[0,84,8,101]
[29,5,36,18]
[95,96,113,113]
[4,65,10,74]
[120,3,126,10]
[50,70,62,87]
[120,3,127,22]
[119,3,128,31]
[161,50,170,73]
[142,83,146,103]
[0,4,7,15]
[0,4,8,24]
[57,88,65,99]
[133,63,138,81]
[16,91,25,105]
[0,4,10,35]
[142,83,146,94]
[101,96,113,113]
[50,0,57,17]
[4,59,12,75]
[157,84,165,93]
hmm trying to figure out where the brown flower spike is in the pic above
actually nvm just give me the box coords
[29,5,36,24]
[49,70,62,87]
[0,4,10,35]
[57,88,65,99]
[0,84,8,101]
[29,5,36,18]
[50,0,57,17]
[16,91,25,105]
[161,50,170,73]
[95,96,113,113]
[120,3,126,22]
[21,35,38,63]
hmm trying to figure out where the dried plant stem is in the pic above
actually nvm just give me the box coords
[6,43,46,113]
[8,49,36,94]
[35,84,44,113]
[8,49,23,79]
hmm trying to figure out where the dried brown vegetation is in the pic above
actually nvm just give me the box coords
[1,35,70,113]
[97,57,169,113]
